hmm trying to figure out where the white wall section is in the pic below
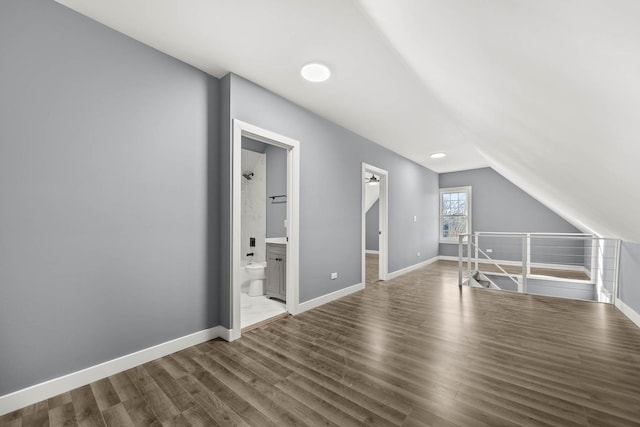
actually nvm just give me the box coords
[241,149,266,262]
[360,0,640,242]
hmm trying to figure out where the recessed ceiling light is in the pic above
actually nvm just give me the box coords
[301,63,331,82]
[430,152,446,159]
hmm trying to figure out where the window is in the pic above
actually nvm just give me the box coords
[440,186,472,243]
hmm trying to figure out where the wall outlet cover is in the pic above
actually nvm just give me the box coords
[486,248,493,253]
[417,252,421,257]
[331,272,338,280]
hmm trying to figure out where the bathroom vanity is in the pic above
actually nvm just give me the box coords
[266,243,286,301]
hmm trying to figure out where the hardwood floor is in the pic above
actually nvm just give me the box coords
[3,259,640,426]
[366,253,379,285]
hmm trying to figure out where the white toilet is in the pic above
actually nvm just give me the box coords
[245,263,266,296]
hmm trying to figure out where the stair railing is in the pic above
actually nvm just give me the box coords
[458,233,521,290]
[458,232,621,304]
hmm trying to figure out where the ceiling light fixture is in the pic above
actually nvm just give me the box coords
[366,174,380,185]
[301,63,331,82]
[430,152,446,159]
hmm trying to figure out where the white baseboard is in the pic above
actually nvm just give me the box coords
[365,250,379,254]
[0,325,231,416]
[297,282,364,314]
[218,327,234,342]
[386,256,439,280]
[615,299,640,329]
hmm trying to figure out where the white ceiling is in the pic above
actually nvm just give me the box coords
[56,0,640,242]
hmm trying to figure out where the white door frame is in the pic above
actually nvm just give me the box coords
[362,163,388,282]
[231,119,300,341]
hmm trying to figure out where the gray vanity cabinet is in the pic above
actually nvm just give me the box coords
[266,243,286,301]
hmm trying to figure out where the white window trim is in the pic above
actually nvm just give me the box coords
[439,186,472,244]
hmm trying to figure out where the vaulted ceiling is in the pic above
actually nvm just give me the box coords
[56,0,640,242]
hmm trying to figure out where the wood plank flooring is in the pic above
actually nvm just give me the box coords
[366,253,379,284]
[3,259,640,426]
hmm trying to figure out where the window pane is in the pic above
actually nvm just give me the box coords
[442,200,451,215]
[443,215,468,238]
[440,188,471,240]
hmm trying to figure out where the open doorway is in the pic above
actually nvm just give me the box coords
[239,140,287,331]
[362,163,388,286]
[232,120,300,340]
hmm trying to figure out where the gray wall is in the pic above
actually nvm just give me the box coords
[486,275,595,300]
[618,241,640,314]
[218,75,232,329]
[366,200,380,251]
[0,0,219,395]
[241,136,267,154]
[265,144,287,238]
[527,278,595,301]
[486,275,595,301]
[223,74,439,318]
[439,168,584,266]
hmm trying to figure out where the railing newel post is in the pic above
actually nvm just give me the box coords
[474,232,479,272]
[467,235,472,282]
[522,234,528,294]
[458,234,464,287]
[612,239,621,305]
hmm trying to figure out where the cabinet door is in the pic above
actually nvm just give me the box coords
[266,252,280,296]
[266,244,286,300]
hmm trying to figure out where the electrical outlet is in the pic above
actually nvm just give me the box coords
[331,272,338,280]
[413,215,417,222]
[486,248,493,253]
[417,252,421,257]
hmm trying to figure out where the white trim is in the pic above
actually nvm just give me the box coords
[0,326,230,416]
[615,299,640,329]
[265,237,287,244]
[387,256,439,280]
[232,120,300,340]
[217,327,233,342]
[297,283,364,314]
[439,255,466,262]
[439,186,472,244]
[522,261,589,274]
[439,255,590,273]
[473,231,595,237]
[365,249,379,254]
[362,163,388,284]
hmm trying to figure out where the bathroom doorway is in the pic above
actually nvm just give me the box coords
[362,163,388,285]
[239,144,286,330]
[232,120,300,340]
